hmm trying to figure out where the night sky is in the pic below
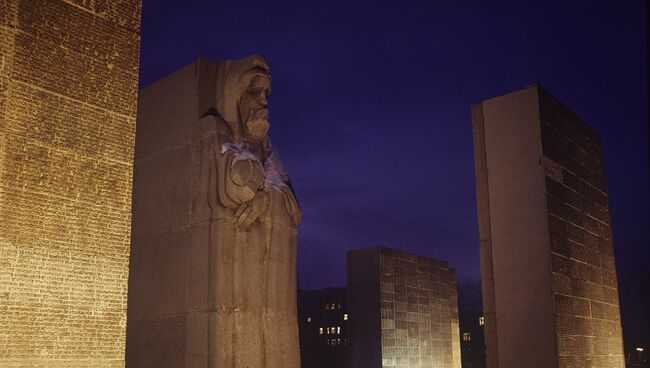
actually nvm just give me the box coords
[139,0,648,347]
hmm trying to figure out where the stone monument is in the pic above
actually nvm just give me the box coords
[126,55,302,367]
[472,85,624,368]
[347,247,461,368]
[0,0,141,365]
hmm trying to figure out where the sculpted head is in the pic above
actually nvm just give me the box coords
[212,55,272,143]
[239,72,271,142]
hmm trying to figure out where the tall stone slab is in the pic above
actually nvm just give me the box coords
[347,247,461,368]
[0,0,141,366]
[126,56,302,367]
[472,85,624,368]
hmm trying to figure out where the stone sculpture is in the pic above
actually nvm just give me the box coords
[126,55,301,367]
[207,55,302,367]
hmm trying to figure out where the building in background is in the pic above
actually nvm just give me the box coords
[0,0,141,365]
[472,84,625,367]
[298,287,348,368]
[458,280,486,368]
[347,247,461,368]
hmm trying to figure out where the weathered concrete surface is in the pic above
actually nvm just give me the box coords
[348,247,461,368]
[0,0,141,366]
[126,56,302,367]
[472,85,624,368]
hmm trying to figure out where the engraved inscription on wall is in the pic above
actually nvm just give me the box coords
[379,248,460,368]
[540,90,624,367]
[0,0,141,365]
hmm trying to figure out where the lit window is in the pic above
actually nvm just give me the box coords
[319,328,323,335]
[337,338,341,345]
[307,317,311,323]
[343,313,349,321]
[337,326,341,334]
[463,332,471,342]
[479,316,484,326]
[337,302,341,309]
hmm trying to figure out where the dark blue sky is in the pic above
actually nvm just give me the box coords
[139,0,648,345]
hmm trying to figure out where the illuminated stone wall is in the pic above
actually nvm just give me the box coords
[0,1,141,366]
[472,85,624,368]
[540,88,624,367]
[348,247,461,368]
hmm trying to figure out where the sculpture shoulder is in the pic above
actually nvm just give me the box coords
[194,113,236,143]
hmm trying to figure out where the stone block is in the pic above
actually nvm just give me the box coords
[348,247,460,368]
[473,85,624,367]
[0,0,140,364]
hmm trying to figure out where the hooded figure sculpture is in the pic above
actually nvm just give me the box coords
[206,55,302,367]
[124,55,301,367]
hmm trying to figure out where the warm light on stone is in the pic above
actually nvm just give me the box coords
[348,247,461,368]
[472,85,625,368]
[0,0,141,366]
[125,56,302,367]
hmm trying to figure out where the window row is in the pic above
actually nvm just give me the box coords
[324,302,342,310]
[326,338,347,346]
[462,332,471,342]
[319,326,341,335]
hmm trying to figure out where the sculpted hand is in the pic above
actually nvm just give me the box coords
[233,190,269,228]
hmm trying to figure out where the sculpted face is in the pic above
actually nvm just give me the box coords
[239,73,271,141]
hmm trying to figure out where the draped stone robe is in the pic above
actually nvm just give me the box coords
[196,114,301,368]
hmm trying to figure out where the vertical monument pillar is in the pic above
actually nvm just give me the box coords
[0,0,141,365]
[347,247,461,368]
[126,56,302,367]
[472,85,624,368]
